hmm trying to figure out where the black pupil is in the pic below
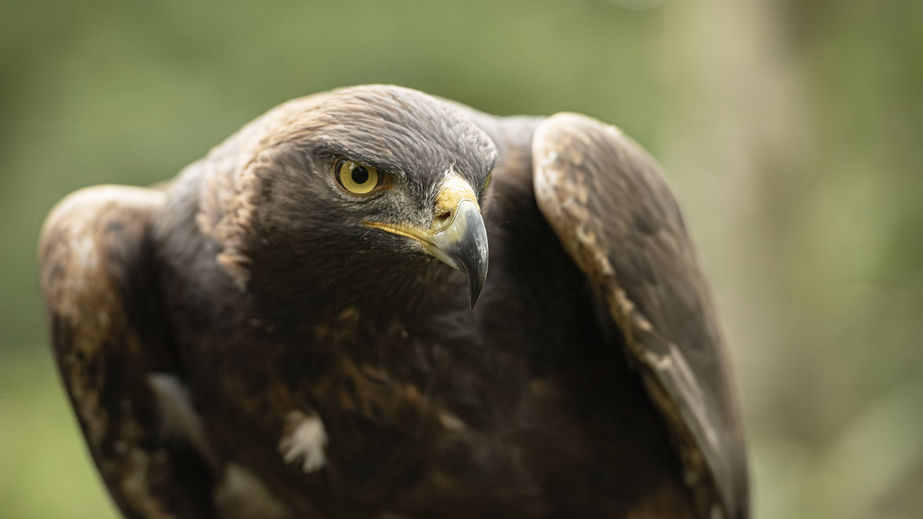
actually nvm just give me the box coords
[351,166,369,184]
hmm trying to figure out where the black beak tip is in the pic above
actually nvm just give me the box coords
[465,255,488,309]
[468,277,483,309]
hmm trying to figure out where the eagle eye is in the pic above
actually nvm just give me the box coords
[335,159,382,195]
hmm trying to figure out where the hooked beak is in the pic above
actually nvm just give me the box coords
[365,174,489,308]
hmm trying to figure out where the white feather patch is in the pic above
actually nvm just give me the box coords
[147,374,217,469]
[213,463,292,519]
[278,410,328,473]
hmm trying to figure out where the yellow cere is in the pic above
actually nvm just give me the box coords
[337,160,380,195]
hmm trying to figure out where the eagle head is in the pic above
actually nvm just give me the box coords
[204,85,498,312]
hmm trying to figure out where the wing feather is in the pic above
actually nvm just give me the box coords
[39,185,216,518]
[532,113,749,519]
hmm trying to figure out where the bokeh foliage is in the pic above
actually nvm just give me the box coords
[1,1,920,518]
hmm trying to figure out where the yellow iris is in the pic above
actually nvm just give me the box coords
[336,160,380,195]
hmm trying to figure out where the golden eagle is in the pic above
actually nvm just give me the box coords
[40,85,748,518]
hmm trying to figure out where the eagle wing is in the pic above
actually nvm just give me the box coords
[531,113,749,519]
[39,185,217,519]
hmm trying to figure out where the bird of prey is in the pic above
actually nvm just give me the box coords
[40,85,748,519]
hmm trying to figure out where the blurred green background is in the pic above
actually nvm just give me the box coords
[2,0,921,517]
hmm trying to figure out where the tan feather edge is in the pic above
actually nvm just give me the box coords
[531,114,726,519]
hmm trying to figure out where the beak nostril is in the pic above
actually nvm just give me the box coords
[434,210,452,227]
